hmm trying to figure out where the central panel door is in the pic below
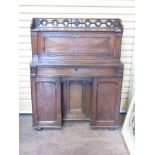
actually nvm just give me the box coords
[62,78,92,120]
[70,82,82,113]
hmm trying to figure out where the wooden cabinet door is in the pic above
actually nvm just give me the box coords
[31,77,61,128]
[62,78,92,120]
[91,78,122,128]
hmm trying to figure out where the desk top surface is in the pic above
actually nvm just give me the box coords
[30,59,123,68]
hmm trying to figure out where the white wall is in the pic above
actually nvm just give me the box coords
[19,0,135,113]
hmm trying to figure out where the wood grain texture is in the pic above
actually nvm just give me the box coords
[62,79,92,120]
[36,31,122,59]
[36,81,57,121]
[31,77,61,128]
[19,0,134,114]
[45,37,111,52]
[30,18,124,129]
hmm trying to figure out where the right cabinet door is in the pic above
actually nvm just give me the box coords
[91,78,122,128]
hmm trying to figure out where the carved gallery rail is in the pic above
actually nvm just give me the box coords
[30,18,124,130]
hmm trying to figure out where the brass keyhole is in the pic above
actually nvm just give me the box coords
[75,68,78,71]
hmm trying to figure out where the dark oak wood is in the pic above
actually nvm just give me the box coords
[91,78,122,128]
[62,78,92,120]
[30,18,124,129]
[31,77,61,128]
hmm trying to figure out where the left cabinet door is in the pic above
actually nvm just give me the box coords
[31,77,61,128]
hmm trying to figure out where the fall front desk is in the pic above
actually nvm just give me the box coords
[30,18,124,130]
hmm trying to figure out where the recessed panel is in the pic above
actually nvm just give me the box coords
[96,82,116,121]
[45,37,112,54]
[69,82,82,112]
[62,80,92,120]
[36,82,57,121]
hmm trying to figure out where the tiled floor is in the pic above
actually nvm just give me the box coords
[19,115,129,155]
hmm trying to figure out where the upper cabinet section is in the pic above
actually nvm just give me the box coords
[31,18,123,62]
[31,18,123,32]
